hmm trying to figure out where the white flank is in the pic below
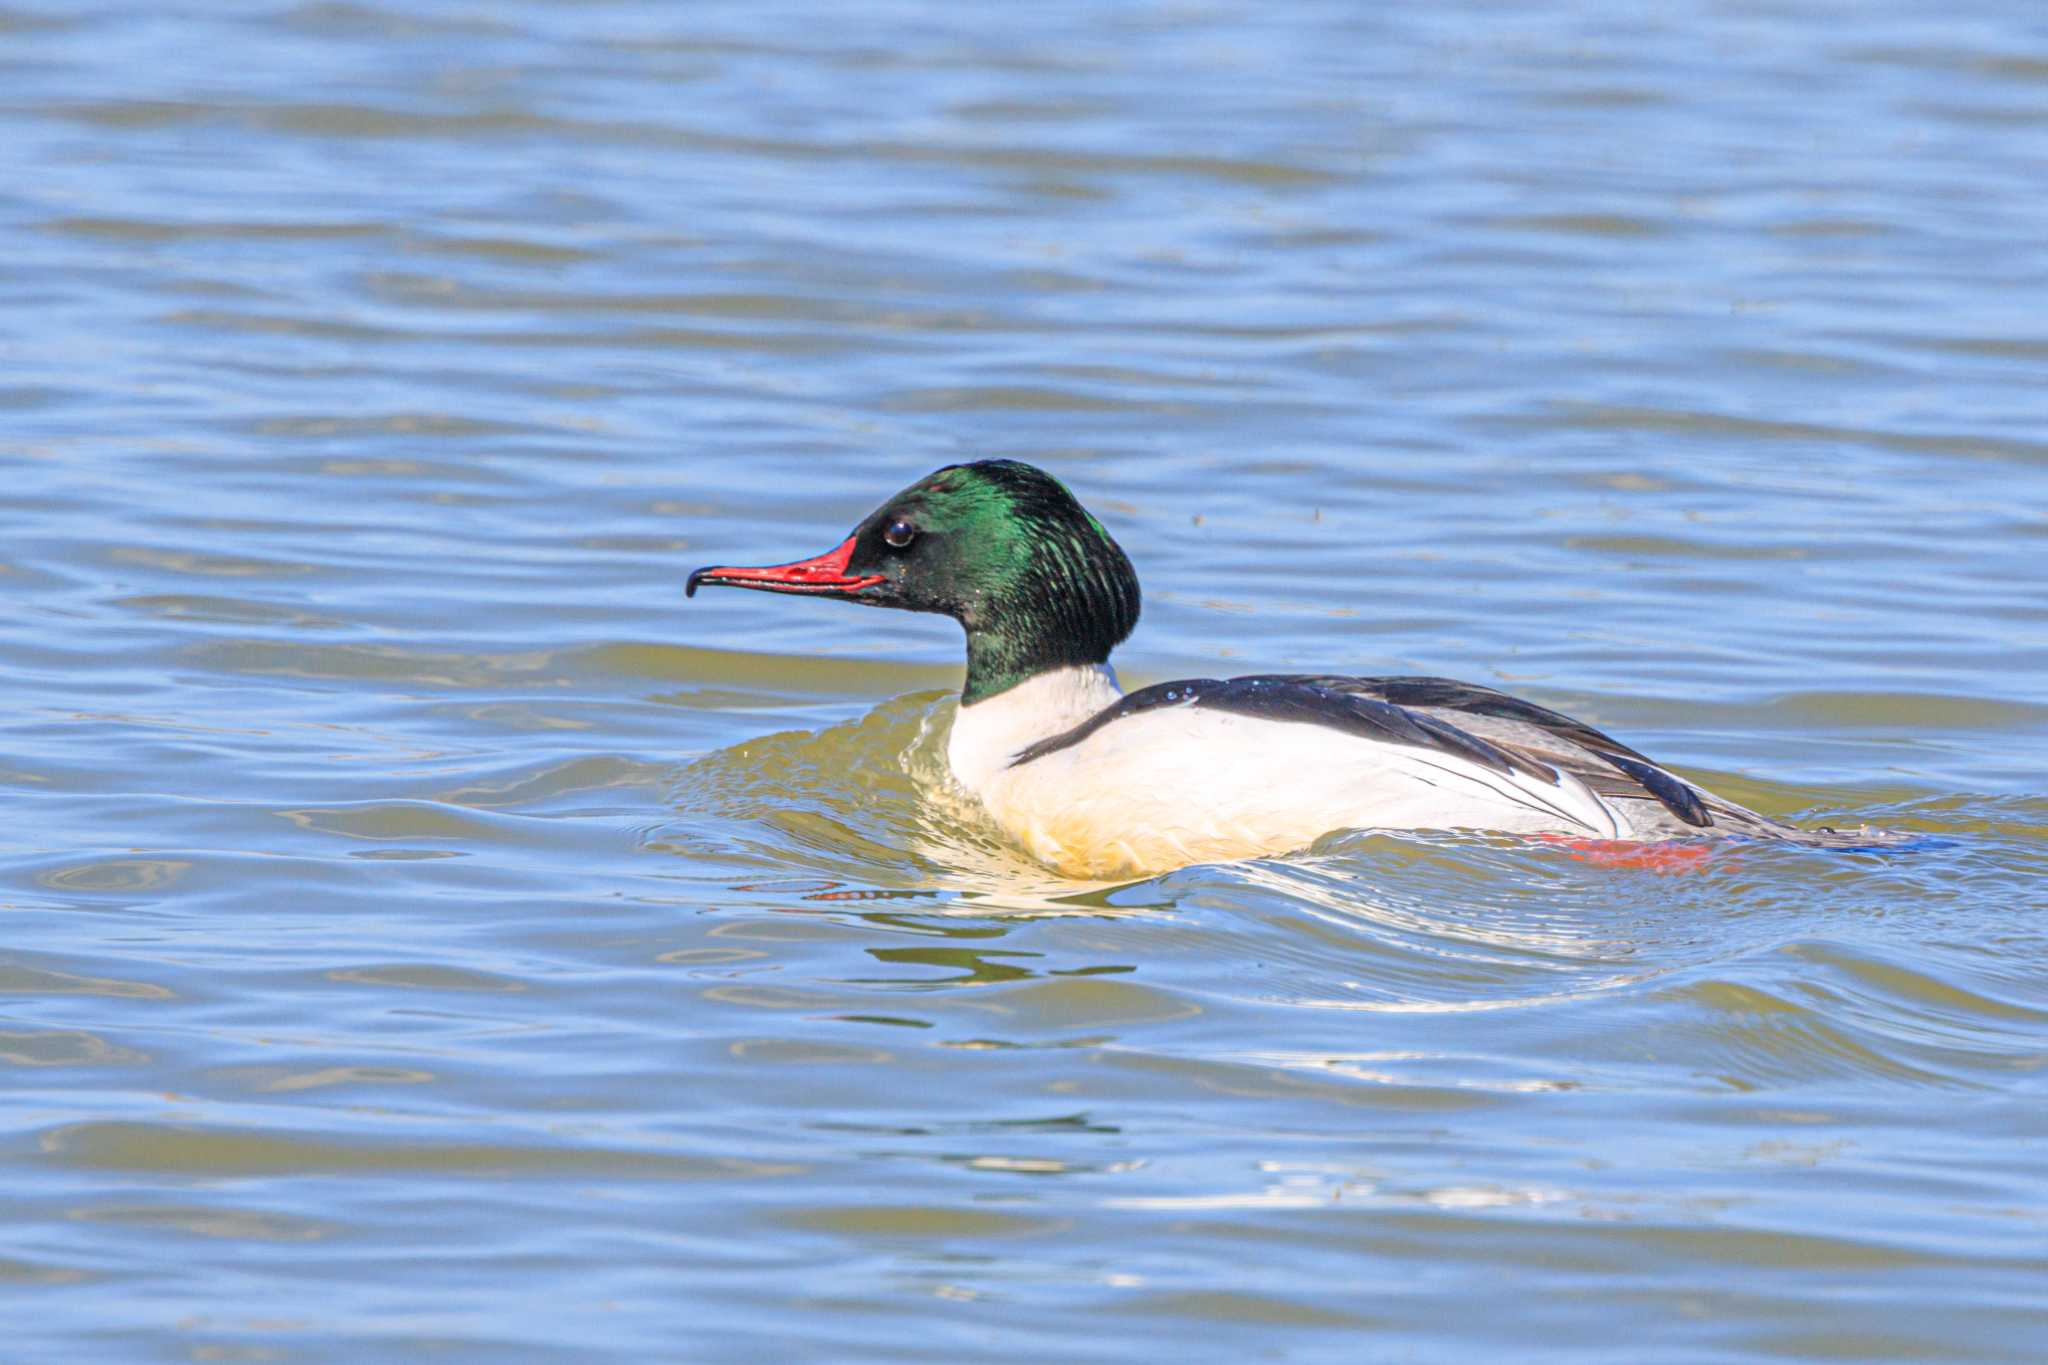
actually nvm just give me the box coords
[947,670,1626,879]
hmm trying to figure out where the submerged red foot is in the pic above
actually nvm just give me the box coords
[1537,835,1716,872]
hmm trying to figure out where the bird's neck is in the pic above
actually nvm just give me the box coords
[961,614,1116,708]
[947,663,1123,795]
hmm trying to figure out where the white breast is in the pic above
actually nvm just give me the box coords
[947,675,1624,879]
[946,664,1125,794]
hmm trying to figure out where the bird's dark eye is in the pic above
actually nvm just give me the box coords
[883,518,918,549]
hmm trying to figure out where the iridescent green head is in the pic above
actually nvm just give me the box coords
[689,460,1141,704]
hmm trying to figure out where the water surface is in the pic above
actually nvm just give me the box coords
[4,2,2048,1360]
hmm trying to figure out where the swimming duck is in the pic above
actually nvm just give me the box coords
[689,460,1883,878]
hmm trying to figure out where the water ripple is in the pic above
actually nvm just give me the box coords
[5,1,2048,1359]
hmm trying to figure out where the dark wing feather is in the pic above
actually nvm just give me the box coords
[1009,676,1557,782]
[1595,751,1713,828]
[1240,675,1720,831]
[1263,675,1656,763]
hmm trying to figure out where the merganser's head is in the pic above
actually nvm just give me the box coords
[688,460,1140,704]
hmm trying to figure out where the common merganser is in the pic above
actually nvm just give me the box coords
[689,460,1888,878]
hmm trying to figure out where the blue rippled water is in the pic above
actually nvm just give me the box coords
[3,2,2046,1360]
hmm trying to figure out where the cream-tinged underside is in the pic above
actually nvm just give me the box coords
[946,665,1625,879]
